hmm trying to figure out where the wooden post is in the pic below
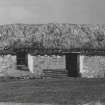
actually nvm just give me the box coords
[65,53,80,77]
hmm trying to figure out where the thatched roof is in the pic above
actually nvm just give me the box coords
[0,23,105,55]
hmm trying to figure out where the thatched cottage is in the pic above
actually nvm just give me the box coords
[0,23,105,78]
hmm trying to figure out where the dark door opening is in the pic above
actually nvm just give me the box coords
[65,53,80,77]
[16,52,28,71]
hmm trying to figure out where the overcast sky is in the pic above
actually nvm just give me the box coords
[0,0,105,24]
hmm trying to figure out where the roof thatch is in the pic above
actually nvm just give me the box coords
[0,23,105,55]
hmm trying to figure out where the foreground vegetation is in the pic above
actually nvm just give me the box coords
[0,78,105,104]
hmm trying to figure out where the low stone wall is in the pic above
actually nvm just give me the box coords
[80,55,105,78]
[0,55,16,76]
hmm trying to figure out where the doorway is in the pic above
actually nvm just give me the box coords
[16,51,28,71]
[65,53,80,77]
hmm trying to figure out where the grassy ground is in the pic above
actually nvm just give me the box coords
[0,78,105,104]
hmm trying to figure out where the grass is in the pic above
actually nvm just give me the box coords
[0,78,105,104]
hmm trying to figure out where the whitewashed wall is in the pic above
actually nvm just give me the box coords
[28,54,105,78]
[80,55,105,78]
[28,55,66,76]
[28,54,34,73]
[0,55,16,76]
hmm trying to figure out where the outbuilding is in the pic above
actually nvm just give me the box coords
[0,23,105,78]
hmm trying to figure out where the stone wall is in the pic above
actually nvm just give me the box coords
[31,55,66,76]
[80,55,105,78]
[30,54,105,78]
[0,55,16,76]
[0,54,104,78]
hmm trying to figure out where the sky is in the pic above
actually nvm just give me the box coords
[0,0,105,24]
